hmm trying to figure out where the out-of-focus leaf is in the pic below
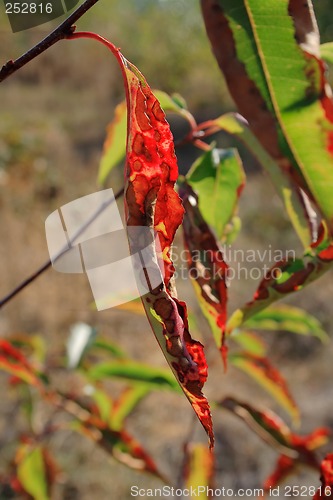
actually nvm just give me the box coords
[92,339,126,359]
[113,298,145,315]
[0,339,41,387]
[183,443,215,498]
[180,182,229,369]
[186,146,245,241]
[229,353,299,422]
[16,446,49,500]
[74,420,166,480]
[66,322,96,369]
[110,385,150,431]
[231,330,267,357]
[242,305,329,342]
[313,454,333,499]
[217,396,329,491]
[98,100,127,186]
[264,428,329,490]
[219,397,295,456]
[105,39,214,447]
[87,360,182,392]
[211,113,316,248]
[321,43,333,66]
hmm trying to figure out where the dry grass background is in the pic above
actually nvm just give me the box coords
[0,1,333,498]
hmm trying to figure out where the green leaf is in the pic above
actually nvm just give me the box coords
[98,100,127,186]
[213,113,315,248]
[229,353,299,423]
[204,0,333,232]
[17,446,49,500]
[243,304,329,342]
[186,146,245,240]
[87,360,182,392]
[320,42,333,66]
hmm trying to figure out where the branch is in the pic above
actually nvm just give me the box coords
[0,0,101,83]
[0,187,124,309]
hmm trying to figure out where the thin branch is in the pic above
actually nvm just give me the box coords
[0,187,124,309]
[0,0,101,83]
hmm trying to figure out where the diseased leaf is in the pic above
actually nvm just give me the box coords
[211,113,316,248]
[243,304,329,343]
[101,40,215,446]
[201,0,333,233]
[229,353,299,422]
[92,339,127,359]
[313,454,333,499]
[87,360,182,392]
[180,182,229,369]
[219,397,296,456]
[98,90,192,187]
[186,145,245,240]
[98,100,127,186]
[183,443,215,498]
[264,428,329,490]
[69,395,166,481]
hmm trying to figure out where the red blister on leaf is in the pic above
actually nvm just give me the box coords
[68,32,214,447]
[181,182,229,370]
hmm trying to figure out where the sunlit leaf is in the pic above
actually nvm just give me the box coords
[186,145,245,240]
[99,37,215,446]
[227,241,333,330]
[202,0,333,233]
[229,353,299,422]
[243,304,329,343]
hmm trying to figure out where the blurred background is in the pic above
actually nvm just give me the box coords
[0,1,333,498]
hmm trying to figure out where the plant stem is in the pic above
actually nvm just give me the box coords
[0,187,124,309]
[0,0,101,83]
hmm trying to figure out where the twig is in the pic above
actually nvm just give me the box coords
[0,0,101,82]
[0,187,124,309]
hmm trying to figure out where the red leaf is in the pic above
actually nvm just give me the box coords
[181,182,229,370]
[69,31,214,447]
